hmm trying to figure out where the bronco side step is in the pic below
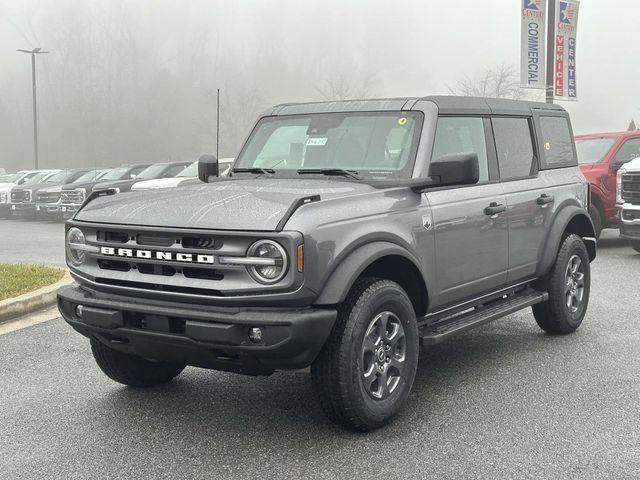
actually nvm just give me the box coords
[419,288,548,346]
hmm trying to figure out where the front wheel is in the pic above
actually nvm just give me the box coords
[311,278,419,431]
[91,338,185,387]
[533,234,591,334]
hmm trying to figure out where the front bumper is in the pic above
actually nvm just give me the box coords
[61,204,81,219]
[36,203,61,217]
[619,203,640,240]
[9,203,36,216]
[58,283,337,375]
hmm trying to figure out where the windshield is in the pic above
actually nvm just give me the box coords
[0,174,20,183]
[234,112,423,179]
[177,161,198,177]
[136,164,168,179]
[99,167,130,181]
[43,170,74,184]
[576,138,616,164]
[73,169,108,184]
[23,172,51,185]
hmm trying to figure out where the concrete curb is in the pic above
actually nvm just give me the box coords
[0,271,72,324]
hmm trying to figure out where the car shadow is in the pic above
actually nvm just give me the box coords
[94,316,563,440]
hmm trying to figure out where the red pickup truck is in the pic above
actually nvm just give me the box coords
[576,131,640,237]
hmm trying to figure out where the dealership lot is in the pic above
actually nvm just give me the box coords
[1,222,639,479]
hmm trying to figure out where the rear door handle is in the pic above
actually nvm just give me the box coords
[537,194,555,205]
[484,202,506,216]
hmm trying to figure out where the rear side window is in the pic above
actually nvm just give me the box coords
[431,117,489,182]
[493,118,535,180]
[539,116,576,168]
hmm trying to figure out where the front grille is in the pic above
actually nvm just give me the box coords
[11,189,30,203]
[36,191,61,204]
[61,189,84,204]
[71,225,299,298]
[622,173,640,204]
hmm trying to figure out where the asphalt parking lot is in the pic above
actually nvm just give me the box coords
[0,218,66,266]
[1,221,639,479]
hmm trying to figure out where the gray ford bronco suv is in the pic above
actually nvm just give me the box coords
[58,96,596,431]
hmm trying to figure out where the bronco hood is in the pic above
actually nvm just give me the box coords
[74,178,374,231]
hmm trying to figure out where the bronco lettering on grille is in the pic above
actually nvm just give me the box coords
[100,246,215,264]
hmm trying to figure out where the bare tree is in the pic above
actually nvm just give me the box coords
[628,119,637,131]
[449,64,529,100]
[315,74,375,101]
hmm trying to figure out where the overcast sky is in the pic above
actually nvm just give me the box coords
[1,0,639,170]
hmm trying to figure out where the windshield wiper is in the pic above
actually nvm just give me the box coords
[297,168,361,180]
[232,167,275,175]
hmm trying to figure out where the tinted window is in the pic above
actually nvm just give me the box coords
[493,118,535,179]
[613,138,640,166]
[431,117,489,182]
[539,116,576,168]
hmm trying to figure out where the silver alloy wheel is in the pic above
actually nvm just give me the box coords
[361,311,406,400]
[565,254,585,313]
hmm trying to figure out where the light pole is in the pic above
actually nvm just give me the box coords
[545,0,556,104]
[18,47,49,169]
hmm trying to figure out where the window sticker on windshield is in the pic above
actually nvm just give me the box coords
[398,117,407,126]
[306,137,328,146]
[544,142,551,150]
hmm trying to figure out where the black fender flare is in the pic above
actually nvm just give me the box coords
[536,205,596,277]
[314,241,425,306]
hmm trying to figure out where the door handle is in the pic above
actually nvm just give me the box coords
[484,202,506,216]
[537,194,555,205]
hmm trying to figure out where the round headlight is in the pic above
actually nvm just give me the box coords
[66,227,86,266]
[246,240,288,284]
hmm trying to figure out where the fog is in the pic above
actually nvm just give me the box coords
[1,0,639,172]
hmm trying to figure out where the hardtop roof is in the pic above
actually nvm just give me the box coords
[267,95,565,117]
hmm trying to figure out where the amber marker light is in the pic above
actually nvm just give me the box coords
[297,245,304,272]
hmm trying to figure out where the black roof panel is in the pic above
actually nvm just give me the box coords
[270,95,565,117]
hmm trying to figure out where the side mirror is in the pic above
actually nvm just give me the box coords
[428,153,479,187]
[198,154,219,183]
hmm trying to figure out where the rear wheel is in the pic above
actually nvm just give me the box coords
[533,234,590,334]
[588,204,602,239]
[311,278,419,431]
[91,338,185,387]
[630,240,640,254]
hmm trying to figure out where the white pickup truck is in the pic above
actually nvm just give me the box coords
[618,157,640,252]
[131,158,234,191]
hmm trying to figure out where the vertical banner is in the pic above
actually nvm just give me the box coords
[554,0,580,100]
[520,0,547,89]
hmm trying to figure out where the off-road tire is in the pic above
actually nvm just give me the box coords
[311,278,419,431]
[588,204,602,239]
[533,234,590,334]
[91,338,185,387]
[630,240,640,254]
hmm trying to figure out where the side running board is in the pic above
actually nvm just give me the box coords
[419,288,548,346]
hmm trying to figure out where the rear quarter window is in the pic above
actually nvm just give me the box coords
[539,116,577,169]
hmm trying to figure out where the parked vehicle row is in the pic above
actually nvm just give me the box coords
[0,159,234,221]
